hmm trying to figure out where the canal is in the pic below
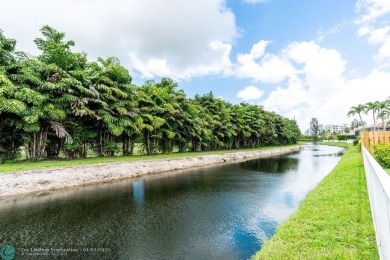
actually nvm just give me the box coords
[0,144,344,259]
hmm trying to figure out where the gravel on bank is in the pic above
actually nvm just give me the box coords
[0,146,301,200]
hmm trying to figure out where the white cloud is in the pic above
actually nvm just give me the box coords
[234,32,390,131]
[0,0,237,80]
[237,40,348,129]
[356,0,390,66]
[377,37,390,62]
[316,22,346,43]
[260,77,308,113]
[237,86,264,101]
[286,41,347,100]
[257,41,390,131]
[356,0,390,24]
[356,24,390,65]
[130,40,233,80]
[357,25,371,37]
[235,40,296,83]
[367,26,390,44]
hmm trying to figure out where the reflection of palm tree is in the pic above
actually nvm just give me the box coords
[347,104,365,129]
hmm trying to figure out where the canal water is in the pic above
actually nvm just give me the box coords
[0,145,344,259]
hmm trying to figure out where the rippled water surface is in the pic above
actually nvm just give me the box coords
[0,145,344,259]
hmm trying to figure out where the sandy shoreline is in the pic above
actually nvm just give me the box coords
[0,146,302,200]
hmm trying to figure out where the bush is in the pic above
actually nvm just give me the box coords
[373,144,390,169]
[353,137,360,146]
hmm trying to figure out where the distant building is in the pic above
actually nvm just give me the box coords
[324,124,346,134]
[364,122,390,132]
[304,129,312,136]
[305,122,350,136]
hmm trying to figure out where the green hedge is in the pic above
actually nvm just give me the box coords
[373,144,390,168]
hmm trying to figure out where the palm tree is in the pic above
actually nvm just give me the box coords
[347,104,365,129]
[0,25,305,163]
[89,57,136,156]
[364,101,381,131]
[377,99,390,131]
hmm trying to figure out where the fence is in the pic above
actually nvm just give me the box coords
[362,146,390,260]
[361,131,390,153]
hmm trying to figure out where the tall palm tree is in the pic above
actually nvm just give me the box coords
[377,99,390,131]
[347,104,365,129]
[89,57,135,156]
[364,101,381,131]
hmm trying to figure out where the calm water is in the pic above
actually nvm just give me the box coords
[0,145,344,259]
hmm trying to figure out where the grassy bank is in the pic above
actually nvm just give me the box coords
[254,143,378,259]
[0,144,299,173]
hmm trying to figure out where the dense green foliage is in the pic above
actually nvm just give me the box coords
[254,143,378,259]
[373,144,390,168]
[0,26,301,163]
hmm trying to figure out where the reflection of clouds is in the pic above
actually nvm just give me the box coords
[283,192,295,208]
[262,204,296,224]
[226,144,346,255]
[132,181,145,207]
[257,144,345,242]
[233,227,261,259]
[258,218,278,238]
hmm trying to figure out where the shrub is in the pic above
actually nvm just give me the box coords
[353,137,360,146]
[373,144,390,169]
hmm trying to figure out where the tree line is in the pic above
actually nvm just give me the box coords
[347,99,390,131]
[0,26,301,163]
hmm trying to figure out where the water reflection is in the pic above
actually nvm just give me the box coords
[240,155,299,173]
[132,181,145,207]
[258,219,278,238]
[0,144,344,260]
[313,151,345,157]
[233,228,260,260]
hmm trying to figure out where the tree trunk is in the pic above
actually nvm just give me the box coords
[145,130,151,155]
[25,127,49,161]
[82,142,87,158]
[179,142,186,153]
[97,130,104,157]
[122,135,131,156]
[192,138,196,152]
[130,141,135,155]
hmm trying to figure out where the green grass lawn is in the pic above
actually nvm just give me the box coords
[0,144,299,173]
[254,143,378,259]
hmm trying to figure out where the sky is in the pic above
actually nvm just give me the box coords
[1,0,390,131]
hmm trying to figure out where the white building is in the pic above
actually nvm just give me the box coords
[305,123,349,136]
[324,124,346,134]
[304,129,312,136]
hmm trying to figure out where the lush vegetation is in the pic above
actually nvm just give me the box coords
[373,144,390,169]
[0,26,301,163]
[254,143,378,259]
[348,98,390,130]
